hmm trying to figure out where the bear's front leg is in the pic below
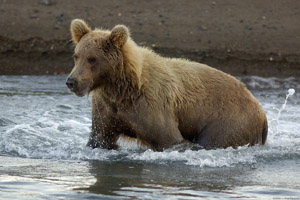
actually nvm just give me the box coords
[86,133,100,148]
[87,97,121,149]
[87,127,118,149]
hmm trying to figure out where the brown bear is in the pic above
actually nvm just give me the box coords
[66,19,268,151]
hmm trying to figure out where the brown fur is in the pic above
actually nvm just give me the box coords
[67,19,268,151]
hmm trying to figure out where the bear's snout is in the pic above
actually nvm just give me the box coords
[66,78,78,92]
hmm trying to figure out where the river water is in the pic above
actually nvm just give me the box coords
[0,75,299,200]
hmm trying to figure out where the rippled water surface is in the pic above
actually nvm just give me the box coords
[0,75,299,199]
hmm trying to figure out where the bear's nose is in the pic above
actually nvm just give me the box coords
[66,78,78,91]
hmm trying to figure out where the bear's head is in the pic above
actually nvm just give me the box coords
[66,19,129,97]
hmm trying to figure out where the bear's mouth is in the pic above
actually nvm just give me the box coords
[74,87,89,97]
[73,81,91,97]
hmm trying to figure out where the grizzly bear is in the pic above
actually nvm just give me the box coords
[66,19,268,151]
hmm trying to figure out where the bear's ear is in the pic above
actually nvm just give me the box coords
[109,25,129,48]
[70,19,91,44]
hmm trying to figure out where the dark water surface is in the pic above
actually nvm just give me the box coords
[0,75,299,199]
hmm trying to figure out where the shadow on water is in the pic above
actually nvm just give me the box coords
[84,160,252,198]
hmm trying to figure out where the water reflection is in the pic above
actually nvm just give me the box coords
[86,161,251,198]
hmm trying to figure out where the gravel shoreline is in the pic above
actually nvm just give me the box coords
[1,0,299,76]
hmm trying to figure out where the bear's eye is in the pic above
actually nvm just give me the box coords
[88,57,96,64]
[73,55,79,61]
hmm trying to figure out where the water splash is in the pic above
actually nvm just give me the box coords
[0,76,300,168]
[270,88,295,133]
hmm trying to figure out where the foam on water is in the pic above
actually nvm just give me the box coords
[0,76,299,168]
